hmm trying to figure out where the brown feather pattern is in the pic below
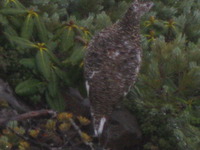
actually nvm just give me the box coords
[84,0,154,136]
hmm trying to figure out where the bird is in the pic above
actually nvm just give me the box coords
[84,0,154,137]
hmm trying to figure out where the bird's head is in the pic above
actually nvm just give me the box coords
[130,0,154,18]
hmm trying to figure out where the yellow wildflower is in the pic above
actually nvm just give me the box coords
[66,21,79,31]
[27,9,38,18]
[29,129,40,138]
[145,30,156,42]
[13,127,25,135]
[164,19,176,29]
[18,141,30,150]
[144,16,157,27]
[45,120,56,130]
[57,112,73,122]
[59,123,71,132]
[32,43,47,51]
[77,116,91,126]
[81,132,92,142]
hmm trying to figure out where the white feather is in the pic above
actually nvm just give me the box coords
[114,51,120,57]
[85,81,90,96]
[137,51,141,63]
[136,51,141,74]
[124,92,128,96]
[89,71,99,79]
[135,66,140,74]
[94,129,98,137]
[97,117,106,136]
[108,51,120,59]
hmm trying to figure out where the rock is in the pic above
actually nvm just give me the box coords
[0,78,29,112]
[101,109,142,150]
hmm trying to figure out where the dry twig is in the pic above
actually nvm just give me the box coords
[0,109,56,125]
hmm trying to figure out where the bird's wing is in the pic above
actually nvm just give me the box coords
[84,29,113,81]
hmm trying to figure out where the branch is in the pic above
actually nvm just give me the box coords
[69,118,95,150]
[0,109,56,125]
[0,79,30,112]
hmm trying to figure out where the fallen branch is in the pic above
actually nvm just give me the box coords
[0,109,56,125]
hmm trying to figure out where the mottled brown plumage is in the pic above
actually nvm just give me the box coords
[84,0,153,137]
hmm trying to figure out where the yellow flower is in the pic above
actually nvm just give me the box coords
[57,112,73,122]
[45,120,56,130]
[77,116,91,126]
[66,21,79,31]
[81,132,92,142]
[29,129,40,138]
[144,16,157,27]
[80,27,91,36]
[164,19,176,29]
[66,113,73,118]
[32,43,47,51]
[145,30,156,42]
[18,141,30,150]
[13,127,25,135]
[59,123,71,132]
[27,9,38,18]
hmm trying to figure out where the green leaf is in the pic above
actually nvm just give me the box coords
[95,11,112,31]
[3,0,25,9]
[9,15,23,28]
[35,50,51,80]
[6,35,34,49]
[52,26,66,40]
[21,15,34,39]
[61,29,75,51]
[69,46,85,65]
[45,49,62,67]
[4,26,18,37]
[15,79,44,96]
[53,67,71,85]
[19,58,36,69]
[0,8,26,15]
[35,16,48,42]
[12,0,26,9]
[0,14,8,25]
[47,69,58,98]
[46,93,65,111]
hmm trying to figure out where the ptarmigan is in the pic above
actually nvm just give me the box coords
[84,0,154,137]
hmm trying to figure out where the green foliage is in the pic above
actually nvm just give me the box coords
[0,0,90,111]
[126,0,200,149]
[1,0,200,149]
[15,79,44,96]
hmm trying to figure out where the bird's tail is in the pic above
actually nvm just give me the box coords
[94,117,107,137]
[92,114,107,137]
